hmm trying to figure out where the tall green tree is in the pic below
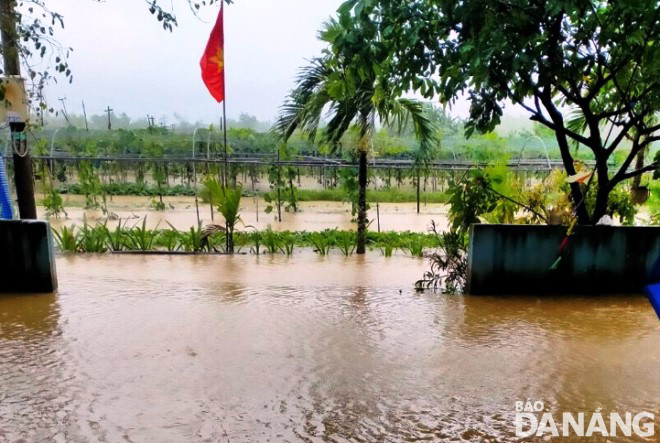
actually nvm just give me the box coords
[341,0,659,224]
[274,15,437,253]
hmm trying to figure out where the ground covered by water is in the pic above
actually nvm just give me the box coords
[43,195,452,233]
[1,254,658,442]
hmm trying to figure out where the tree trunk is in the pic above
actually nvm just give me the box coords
[356,150,368,255]
[591,158,611,224]
[592,186,609,225]
[416,169,421,214]
[227,226,234,254]
[631,148,646,190]
[539,92,590,224]
[2,1,36,219]
[288,174,297,212]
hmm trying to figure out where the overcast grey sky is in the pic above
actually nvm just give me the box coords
[43,0,528,130]
[43,0,344,125]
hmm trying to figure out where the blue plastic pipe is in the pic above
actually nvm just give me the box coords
[0,155,13,219]
[645,283,660,320]
[646,253,660,320]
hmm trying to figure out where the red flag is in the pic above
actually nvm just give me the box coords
[200,4,225,102]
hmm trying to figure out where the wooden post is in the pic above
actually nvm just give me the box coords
[1,0,36,219]
[58,97,70,126]
[82,101,89,132]
[376,202,380,233]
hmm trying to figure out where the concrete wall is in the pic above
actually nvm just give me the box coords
[467,224,660,295]
[0,220,58,293]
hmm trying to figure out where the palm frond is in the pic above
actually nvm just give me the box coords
[381,98,438,165]
[566,107,587,149]
[273,58,332,141]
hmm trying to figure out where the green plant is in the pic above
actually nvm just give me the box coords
[157,228,181,252]
[249,229,263,255]
[184,224,205,253]
[52,225,79,252]
[416,223,468,293]
[604,187,637,226]
[381,242,396,257]
[274,15,438,254]
[77,159,102,209]
[281,232,296,256]
[125,218,158,251]
[309,231,333,255]
[204,177,244,253]
[150,198,166,211]
[102,220,128,252]
[42,188,67,219]
[447,174,496,234]
[166,222,208,253]
[59,183,197,198]
[346,0,660,223]
[405,236,425,258]
[78,220,108,253]
[216,185,243,254]
[334,230,356,256]
[262,227,281,254]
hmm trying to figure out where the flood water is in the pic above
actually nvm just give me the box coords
[1,254,658,442]
[42,195,451,233]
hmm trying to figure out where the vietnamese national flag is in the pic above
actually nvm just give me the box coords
[200,4,225,102]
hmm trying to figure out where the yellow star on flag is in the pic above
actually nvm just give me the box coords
[209,47,224,73]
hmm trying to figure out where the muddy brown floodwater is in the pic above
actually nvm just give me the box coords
[0,254,658,442]
[41,195,451,233]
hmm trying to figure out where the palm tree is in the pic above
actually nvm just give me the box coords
[274,18,437,254]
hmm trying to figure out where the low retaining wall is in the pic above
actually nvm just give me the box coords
[467,224,660,295]
[0,220,58,293]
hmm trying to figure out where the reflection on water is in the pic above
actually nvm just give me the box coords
[0,254,658,441]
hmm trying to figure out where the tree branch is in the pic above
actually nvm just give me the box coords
[485,186,549,224]
[612,161,659,184]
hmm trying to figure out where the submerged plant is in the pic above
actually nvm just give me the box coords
[280,232,296,256]
[381,242,396,257]
[52,225,79,252]
[249,229,263,255]
[334,230,356,256]
[102,220,128,252]
[262,227,281,254]
[43,188,67,219]
[78,220,108,253]
[405,236,425,258]
[125,218,158,251]
[207,178,243,253]
[309,231,333,255]
[416,222,468,293]
[157,228,181,252]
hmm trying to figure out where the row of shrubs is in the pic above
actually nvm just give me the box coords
[57,183,198,197]
[56,182,452,204]
[51,219,440,257]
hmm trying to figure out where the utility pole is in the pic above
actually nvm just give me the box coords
[58,97,70,126]
[105,106,113,130]
[1,0,36,219]
[82,101,89,132]
[147,115,156,133]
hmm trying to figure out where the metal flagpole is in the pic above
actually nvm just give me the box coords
[222,100,228,189]
[222,3,229,252]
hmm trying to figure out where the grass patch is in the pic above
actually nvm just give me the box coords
[278,188,450,204]
[58,183,197,197]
